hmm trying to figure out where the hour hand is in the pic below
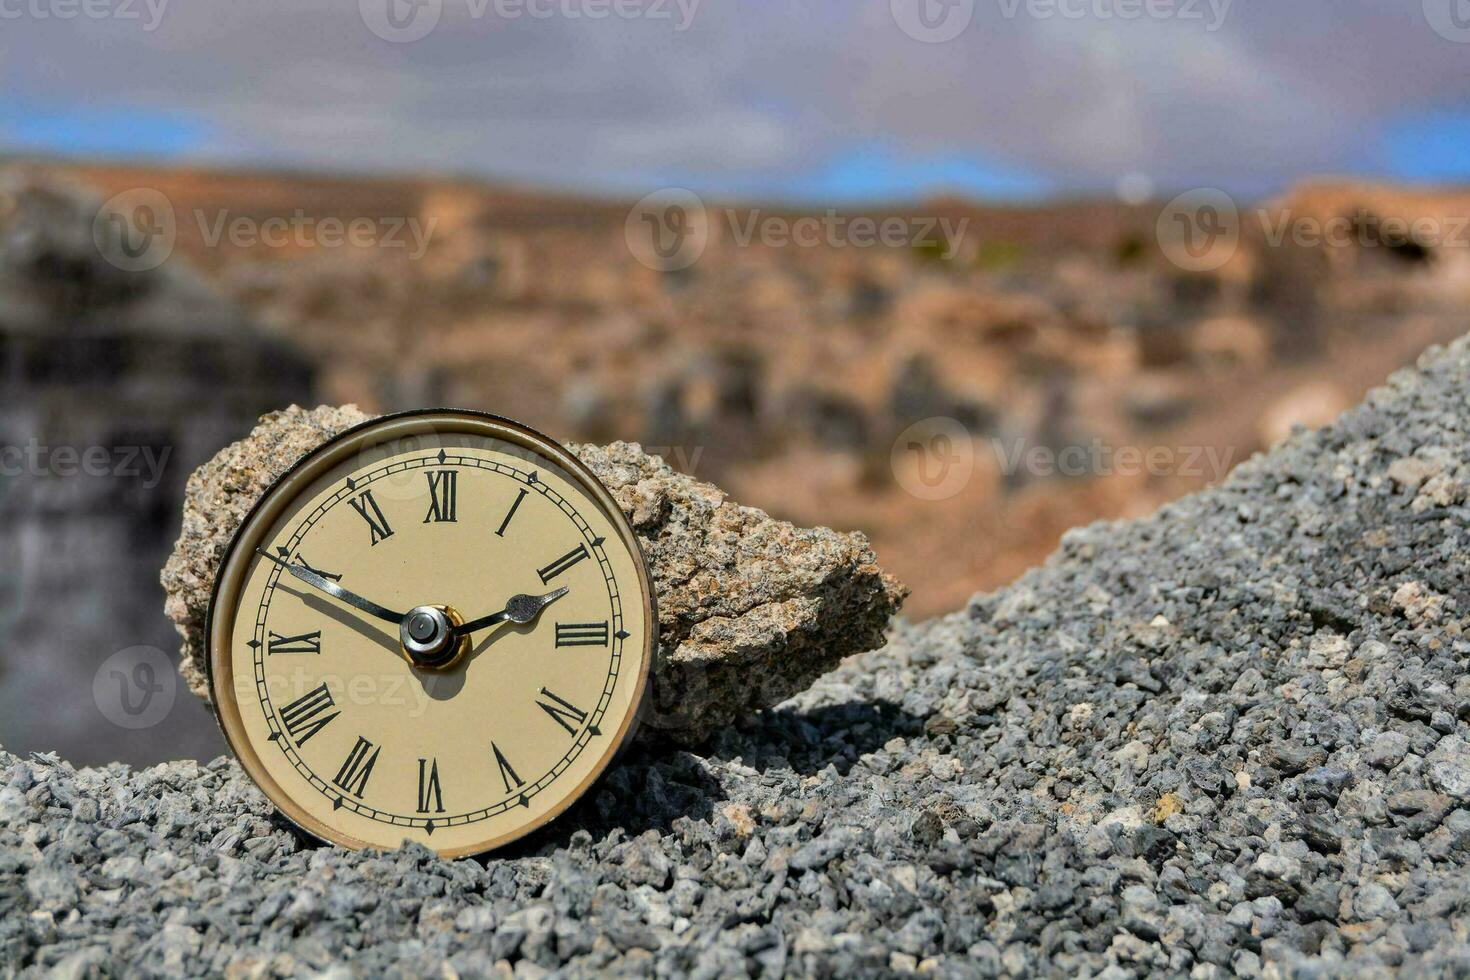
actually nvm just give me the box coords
[455,588,567,637]
[255,548,406,626]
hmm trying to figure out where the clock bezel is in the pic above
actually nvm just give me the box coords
[204,409,657,859]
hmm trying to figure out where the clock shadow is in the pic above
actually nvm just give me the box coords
[472,698,924,865]
[407,621,541,702]
[293,590,400,658]
[264,698,924,865]
[469,620,537,659]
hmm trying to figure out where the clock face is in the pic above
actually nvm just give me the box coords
[207,411,655,857]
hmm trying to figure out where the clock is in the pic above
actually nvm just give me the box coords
[205,410,656,858]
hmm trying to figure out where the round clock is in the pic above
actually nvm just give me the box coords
[205,410,656,858]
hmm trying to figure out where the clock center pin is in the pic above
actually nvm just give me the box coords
[399,604,471,670]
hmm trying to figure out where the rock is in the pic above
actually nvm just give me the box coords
[161,405,374,701]
[1427,736,1470,800]
[160,405,907,744]
[1392,581,1447,627]
[1365,731,1411,770]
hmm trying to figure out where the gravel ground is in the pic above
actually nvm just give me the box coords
[7,337,1470,977]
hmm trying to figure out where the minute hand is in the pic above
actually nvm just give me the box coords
[255,548,406,625]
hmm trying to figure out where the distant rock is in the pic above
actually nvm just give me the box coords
[1258,380,1351,447]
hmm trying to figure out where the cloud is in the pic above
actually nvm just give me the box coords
[2,0,1468,200]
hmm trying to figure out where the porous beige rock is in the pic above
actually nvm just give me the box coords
[162,405,906,745]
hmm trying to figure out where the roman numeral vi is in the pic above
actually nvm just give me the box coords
[416,758,445,813]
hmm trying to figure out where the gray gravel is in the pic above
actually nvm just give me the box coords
[7,336,1470,977]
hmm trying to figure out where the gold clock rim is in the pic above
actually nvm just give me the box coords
[205,409,657,859]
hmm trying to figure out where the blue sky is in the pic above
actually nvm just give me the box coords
[3,1,1469,203]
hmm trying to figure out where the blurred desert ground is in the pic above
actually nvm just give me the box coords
[2,159,1467,764]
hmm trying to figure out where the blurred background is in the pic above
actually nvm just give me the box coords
[2,0,1468,765]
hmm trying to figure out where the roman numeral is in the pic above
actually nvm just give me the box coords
[536,688,589,735]
[555,622,609,648]
[332,736,381,798]
[268,630,322,655]
[423,471,458,523]
[277,683,339,746]
[491,742,524,794]
[276,549,342,581]
[349,490,394,545]
[416,758,445,813]
[495,488,528,537]
[537,544,590,584]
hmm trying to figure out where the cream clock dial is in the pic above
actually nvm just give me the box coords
[206,411,656,858]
